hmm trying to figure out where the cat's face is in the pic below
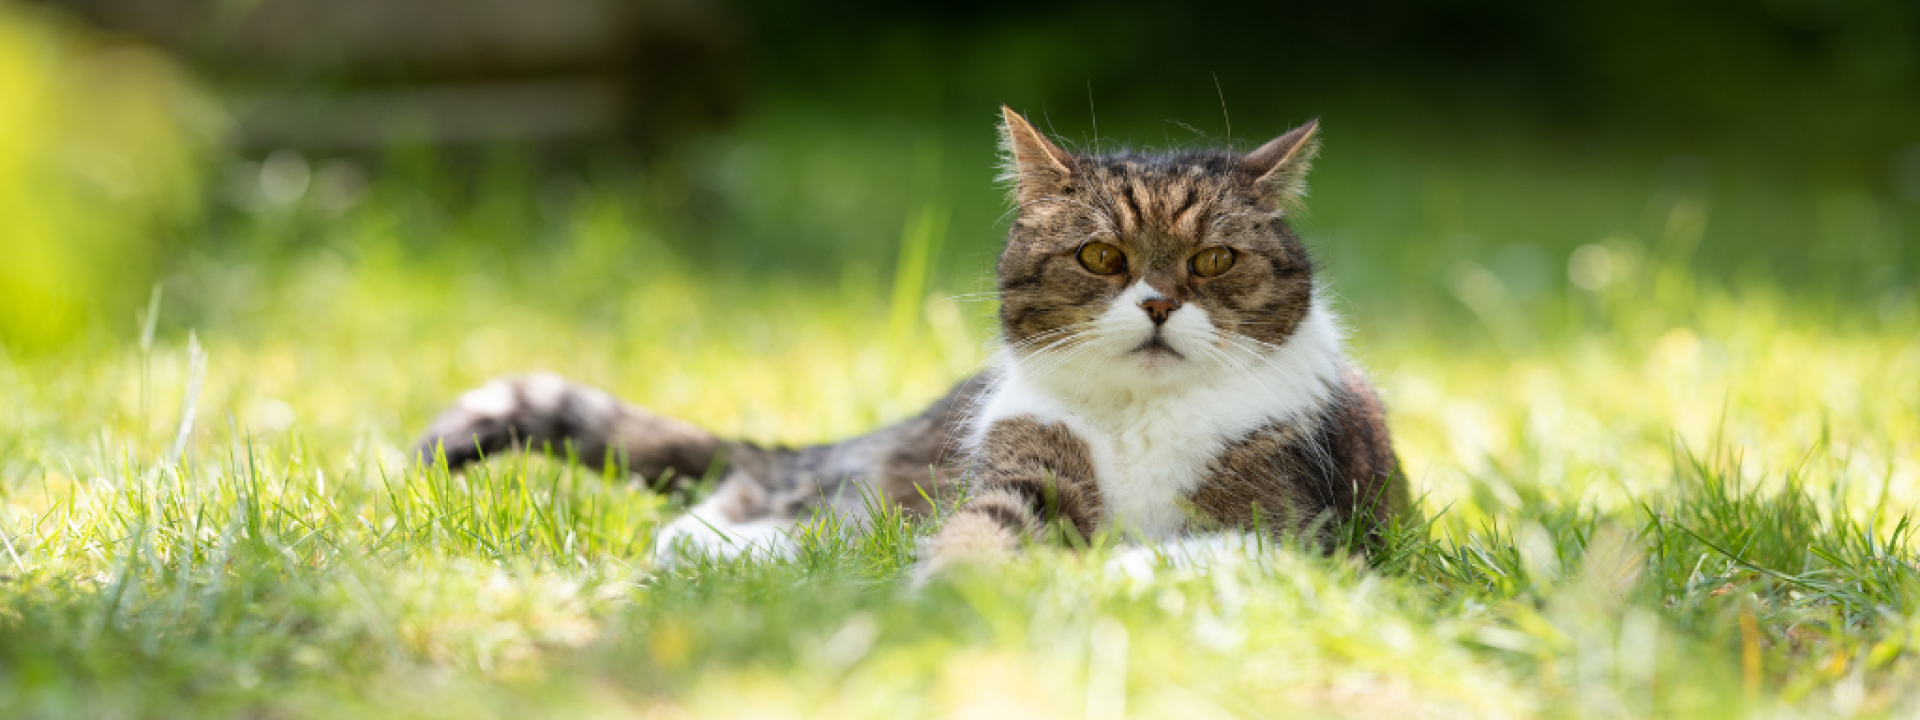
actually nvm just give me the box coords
[995,107,1324,392]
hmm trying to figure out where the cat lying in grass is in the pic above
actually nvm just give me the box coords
[415,107,1408,576]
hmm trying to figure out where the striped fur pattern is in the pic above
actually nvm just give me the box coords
[413,106,1404,569]
[415,372,989,562]
[917,107,1403,575]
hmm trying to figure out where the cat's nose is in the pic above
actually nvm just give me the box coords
[1140,296,1181,325]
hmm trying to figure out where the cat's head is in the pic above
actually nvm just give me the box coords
[994,106,1331,392]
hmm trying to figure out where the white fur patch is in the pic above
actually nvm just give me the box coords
[458,381,518,417]
[521,372,569,413]
[652,497,799,566]
[969,287,1344,540]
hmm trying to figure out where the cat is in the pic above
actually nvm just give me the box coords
[413,106,1407,574]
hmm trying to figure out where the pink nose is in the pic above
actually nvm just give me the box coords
[1140,297,1180,324]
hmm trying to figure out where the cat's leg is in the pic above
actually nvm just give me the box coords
[652,469,801,565]
[651,374,993,566]
[917,416,1103,580]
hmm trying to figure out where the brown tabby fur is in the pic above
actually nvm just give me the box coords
[1188,368,1401,535]
[995,113,1318,355]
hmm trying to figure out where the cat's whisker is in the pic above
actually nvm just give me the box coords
[1004,323,1094,355]
[1010,330,1095,371]
[1188,342,1340,488]
[942,323,1096,441]
[1018,337,1098,380]
[990,327,1079,359]
[1219,337,1319,390]
[938,320,1099,460]
[1017,330,1114,383]
[937,291,1005,304]
[1221,338,1348,480]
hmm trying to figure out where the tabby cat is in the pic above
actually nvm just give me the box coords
[414,107,1407,574]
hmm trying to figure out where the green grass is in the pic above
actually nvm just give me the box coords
[4,174,1919,717]
[6,10,1920,715]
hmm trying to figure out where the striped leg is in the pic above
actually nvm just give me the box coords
[918,416,1103,579]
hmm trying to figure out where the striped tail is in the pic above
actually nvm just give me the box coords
[413,372,737,489]
[414,371,988,522]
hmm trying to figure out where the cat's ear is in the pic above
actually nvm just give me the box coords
[998,105,1075,201]
[1239,119,1320,208]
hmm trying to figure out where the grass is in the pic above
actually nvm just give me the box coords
[3,175,1918,718]
[5,12,1920,715]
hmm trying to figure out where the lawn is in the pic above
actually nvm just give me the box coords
[4,10,1920,718]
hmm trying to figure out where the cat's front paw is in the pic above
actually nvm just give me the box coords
[910,512,1020,588]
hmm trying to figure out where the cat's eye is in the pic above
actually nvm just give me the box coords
[1077,242,1127,275]
[1190,247,1237,277]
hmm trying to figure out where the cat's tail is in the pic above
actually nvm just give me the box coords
[412,372,744,490]
[414,370,988,526]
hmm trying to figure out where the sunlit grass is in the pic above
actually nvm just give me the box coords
[4,196,1919,716]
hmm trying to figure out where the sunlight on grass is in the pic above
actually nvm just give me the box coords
[5,210,1918,716]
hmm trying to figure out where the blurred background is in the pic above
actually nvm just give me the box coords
[3,0,1915,346]
[1,0,1916,464]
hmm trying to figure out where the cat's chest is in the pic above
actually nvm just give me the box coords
[973,374,1291,540]
[1073,408,1233,538]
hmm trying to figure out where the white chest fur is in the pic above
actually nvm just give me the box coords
[967,302,1346,540]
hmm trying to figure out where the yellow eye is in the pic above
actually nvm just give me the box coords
[1077,242,1127,275]
[1190,247,1236,278]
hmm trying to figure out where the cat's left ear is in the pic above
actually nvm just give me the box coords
[1239,119,1320,208]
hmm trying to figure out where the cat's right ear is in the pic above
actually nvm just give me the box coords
[998,106,1075,203]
